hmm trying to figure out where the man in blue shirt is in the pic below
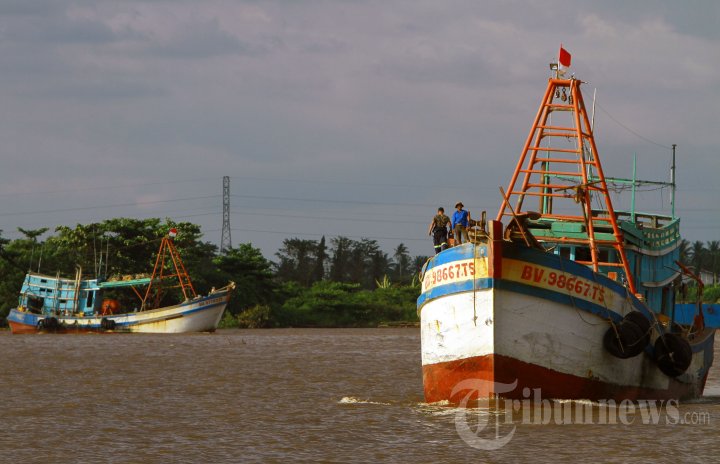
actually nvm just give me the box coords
[451,202,470,245]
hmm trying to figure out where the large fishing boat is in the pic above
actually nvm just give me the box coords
[419,64,714,403]
[7,230,235,334]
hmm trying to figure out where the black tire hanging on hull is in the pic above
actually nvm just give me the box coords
[37,317,61,333]
[100,318,116,331]
[603,312,652,359]
[654,333,692,377]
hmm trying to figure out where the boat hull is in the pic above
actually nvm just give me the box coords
[7,286,233,334]
[419,243,715,403]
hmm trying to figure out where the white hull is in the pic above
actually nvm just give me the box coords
[419,244,715,402]
[8,286,234,334]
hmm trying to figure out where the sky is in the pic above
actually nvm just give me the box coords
[0,0,719,261]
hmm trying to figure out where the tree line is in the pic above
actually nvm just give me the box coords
[0,218,428,328]
[681,239,720,285]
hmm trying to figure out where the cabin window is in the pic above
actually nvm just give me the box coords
[86,291,94,308]
[558,247,571,259]
[27,296,44,312]
[573,247,612,263]
[598,248,610,262]
[575,247,592,262]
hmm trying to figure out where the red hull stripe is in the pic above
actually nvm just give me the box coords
[8,321,105,334]
[423,354,706,404]
[8,321,38,334]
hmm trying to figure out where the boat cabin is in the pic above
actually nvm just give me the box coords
[18,272,154,317]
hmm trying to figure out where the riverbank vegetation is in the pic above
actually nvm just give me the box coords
[3,220,718,328]
[0,218,426,328]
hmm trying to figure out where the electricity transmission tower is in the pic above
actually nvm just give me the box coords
[221,176,232,252]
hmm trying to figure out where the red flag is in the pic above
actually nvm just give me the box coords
[559,45,572,68]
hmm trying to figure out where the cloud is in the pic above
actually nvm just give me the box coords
[0,0,719,255]
[145,18,281,59]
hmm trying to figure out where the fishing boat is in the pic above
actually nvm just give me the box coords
[418,64,714,403]
[7,230,235,334]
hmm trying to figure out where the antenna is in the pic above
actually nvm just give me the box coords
[221,176,232,252]
[671,144,677,218]
[37,243,44,273]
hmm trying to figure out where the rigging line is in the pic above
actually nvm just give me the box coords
[0,195,221,218]
[594,102,672,150]
[0,211,223,235]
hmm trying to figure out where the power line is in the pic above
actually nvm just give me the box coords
[230,210,426,225]
[227,227,427,242]
[0,177,218,198]
[231,193,432,208]
[228,175,503,192]
[0,195,220,218]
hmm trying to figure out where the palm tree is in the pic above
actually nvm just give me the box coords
[678,239,691,265]
[689,240,706,276]
[707,240,720,285]
[393,243,412,281]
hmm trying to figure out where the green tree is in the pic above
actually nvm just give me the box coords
[414,255,430,274]
[678,239,691,265]
[0,230,25,321]
[368,248,390,288]
[17,227,49,271]
[393,243,412,284]
[275,238,318,286]
[329,236,352,282]
[690,240,706,275]
[214,243,275,315]
[312,236,328,283]
[707,240,720,285]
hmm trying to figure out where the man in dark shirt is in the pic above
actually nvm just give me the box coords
[428,207,450,254]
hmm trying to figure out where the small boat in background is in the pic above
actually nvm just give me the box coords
[7,230,235,334]
[419,62,714,403]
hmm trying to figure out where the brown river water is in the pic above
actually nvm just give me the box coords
[1,328,719,463]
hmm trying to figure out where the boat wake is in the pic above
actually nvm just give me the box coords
[338,396,391,406]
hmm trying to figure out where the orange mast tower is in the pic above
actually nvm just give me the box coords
[142,228,197,309]
[496,66,636,294]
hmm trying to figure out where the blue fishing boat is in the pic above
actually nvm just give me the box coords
[419,61,714,402]
[7,230,235,333]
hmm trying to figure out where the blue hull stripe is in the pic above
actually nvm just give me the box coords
[419,276,623,322]
[422,244,653,319]
[423,244,486,268]
[417,278,493,308]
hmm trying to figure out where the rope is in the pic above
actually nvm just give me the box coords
[595,102,673,150]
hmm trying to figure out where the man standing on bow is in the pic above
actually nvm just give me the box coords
[428,207,450,254]
[452,202,470,245]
